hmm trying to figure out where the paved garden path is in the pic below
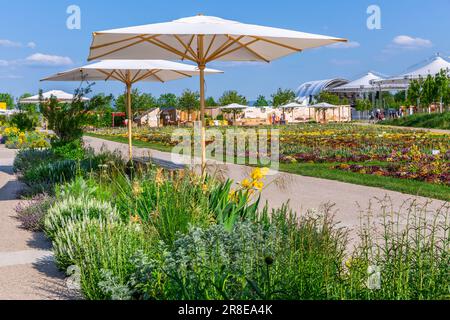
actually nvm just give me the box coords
[85,136,449,234]
[0,146,73,300]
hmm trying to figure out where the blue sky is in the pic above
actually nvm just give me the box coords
[1,0,449,101]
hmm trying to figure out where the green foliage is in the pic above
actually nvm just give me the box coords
[9,112,39,131]
[44,195,118,241]
[177,89,199,120]
[51,139,85,161]
[209,179,260,231]
[271,88,296,107]
[41,87,94,144]
[116,89,157,114]
[17,93,38,113]
[354,99,373,111]
[218,90,248,106]
[13,149,58,173]
[53,218,149,299]
[381,111,450,130]
[157,93,178,108]
[316,92,340,105]
[254,95,270,107]
[206,96,218,107]
[0,93,14,109]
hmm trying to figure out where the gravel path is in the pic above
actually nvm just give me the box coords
[0,146,74,300]
[85,136,449,234]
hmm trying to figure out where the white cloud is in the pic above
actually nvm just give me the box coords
[328,41,361,49]
[0,39,22,47]
[0,60,10,67]
[391,35,432,49]
[27,42,37,49]
[25,53,73,66]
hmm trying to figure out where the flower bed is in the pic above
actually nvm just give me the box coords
[14,143,450,300]
[1,126,52,149]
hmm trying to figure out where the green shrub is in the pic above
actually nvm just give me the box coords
[51,139,85,161]
[9,112,39,131]
[13,149,58,173]
[128,205,348,300]
[44,196,119,240]
[53,218,151,299]
[22,159,78,188]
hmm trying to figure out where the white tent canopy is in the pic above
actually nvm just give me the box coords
[374,56,450,86]
[309,102,338,109]
[42,59,222,83]
[19,90,90,104]
[220,103,248,110]
[329,72,385,93]
[279,102,305,109]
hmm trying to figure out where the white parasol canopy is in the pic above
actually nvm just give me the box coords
[42,60,222,161]
[220,103,248,110]
[373,56,450,87]
[279,102,304,109]
[42,59,222,83]
[309,102,338,109]
[19,90,90,104]
[88,14,347,171]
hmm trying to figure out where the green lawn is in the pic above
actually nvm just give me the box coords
[380,112,450,130]
[85,132,450,201]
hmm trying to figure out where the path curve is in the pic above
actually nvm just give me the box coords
[0,146,74,300]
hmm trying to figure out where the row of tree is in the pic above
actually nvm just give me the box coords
[1,88,300,117]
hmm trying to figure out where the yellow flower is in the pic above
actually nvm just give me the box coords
[241,178,252,189]
[252,180,264,191]
[130,215,141,224]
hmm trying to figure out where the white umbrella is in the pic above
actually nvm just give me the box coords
[19,90,90,104]
[309,102,338,109]
[88,14,347,171]
[219,103,248,110]
[42,59,222,161]
[279,102,304,109]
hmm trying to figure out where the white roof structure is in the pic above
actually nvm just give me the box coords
[309,102,338,109]
[374,56,450,87]
[19,90,90,104]
[42,60,222,83]
[279,102,305,109]
[297,78,349,103]
[88,15,347,63]
[220,103,248,110]
[329,72,385,93]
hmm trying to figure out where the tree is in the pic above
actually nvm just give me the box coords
[354,99,372,111]
[205,96,218,107]
[316,92,340,105]
[116,89,157,114]
[41,87,96,144]
[17,93,38,113]
[254,95,270,107]
[218,90,247,106]
[178,89,200,121]
[157,93,178,108]
[407,79,423,109]
[0,93,14,109]
[271,88,296,107]
[435,69,450,111]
